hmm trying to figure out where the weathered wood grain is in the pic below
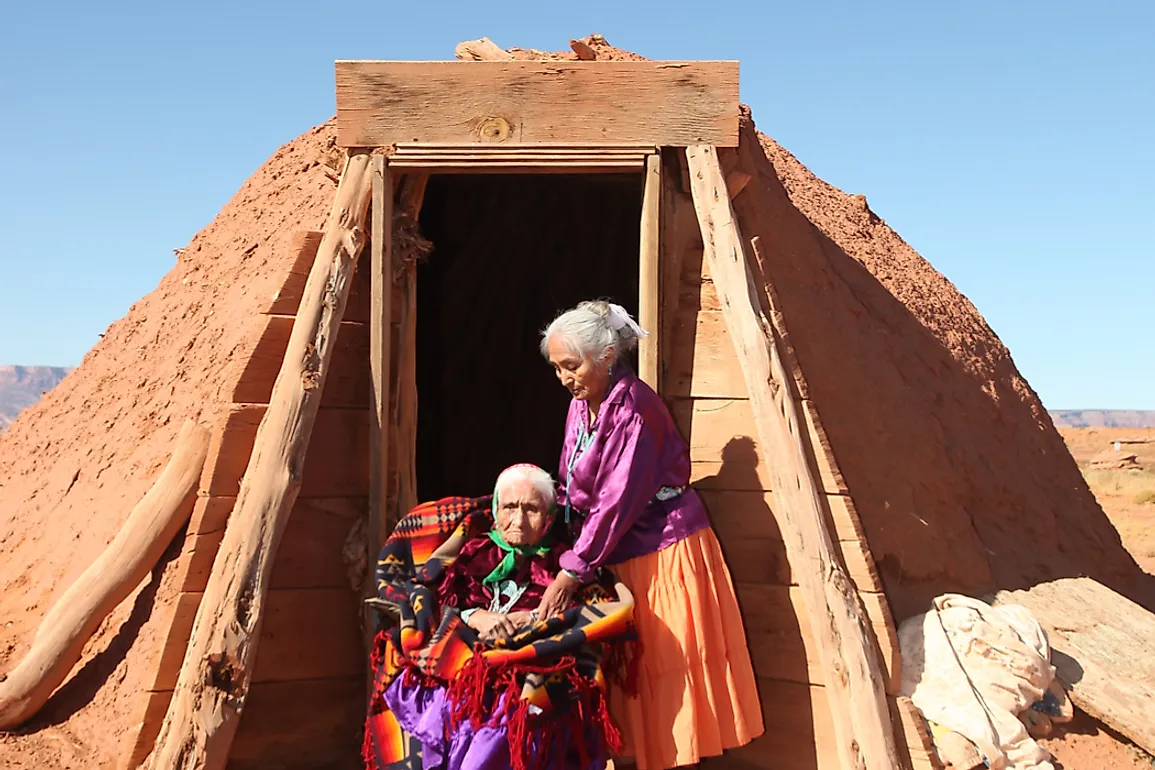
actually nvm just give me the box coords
[200,405,368,499]
[227,677,365,769]
[992,577,1155,755]
[638,153,661,389]
[230,317,370,407]
[335,61,739,147]
[250,589,364,684]
[736,583,900,693]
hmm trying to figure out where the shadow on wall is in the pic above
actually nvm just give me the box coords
[695,437,816,770]
[730,116,1152,619]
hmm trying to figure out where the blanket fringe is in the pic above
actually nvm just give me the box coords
[445,652,623,770]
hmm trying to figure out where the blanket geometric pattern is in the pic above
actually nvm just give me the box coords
[363,496,636,770]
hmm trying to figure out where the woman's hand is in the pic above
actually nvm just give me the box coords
[505,610,536,629]
[465,610,517,642]
[535,572,580,620]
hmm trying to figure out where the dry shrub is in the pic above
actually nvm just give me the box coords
[1084,469,1155,499]
[1134,489,1155,506]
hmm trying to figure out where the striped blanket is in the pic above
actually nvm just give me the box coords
[363,496,636,770]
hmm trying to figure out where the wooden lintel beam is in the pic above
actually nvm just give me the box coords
[335,61,739,148]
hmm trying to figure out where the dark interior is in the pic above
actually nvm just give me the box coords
[415,173,643,500]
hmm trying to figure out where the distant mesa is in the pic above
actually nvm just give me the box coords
[1050,410,1155,429]
[0,365,72,431]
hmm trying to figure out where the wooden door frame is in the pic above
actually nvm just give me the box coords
[367,152,664,558]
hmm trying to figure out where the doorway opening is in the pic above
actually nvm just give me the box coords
[414,173,644,500]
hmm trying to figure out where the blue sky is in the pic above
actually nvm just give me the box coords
[0,1,1151,408]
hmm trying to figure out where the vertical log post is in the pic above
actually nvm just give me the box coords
[390,174,427,526]
[365,155,394,654]
[684,144,900,770]
[394,264,418,523]
[144,151,375,770]
[637,153,661,389]
[368,156,393,562]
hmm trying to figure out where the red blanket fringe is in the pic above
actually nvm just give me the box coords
[446,653,623,770]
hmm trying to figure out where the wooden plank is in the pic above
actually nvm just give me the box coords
[265,239,372,323]
[736,583,899,693]
[699,489,780,540]
[251,589,364,683]
[686,144,898,769]
[230,317,370,407]
[667,308,749,399]
[672,398,772,490]
[182,498,362,593]
[386,161,645,174]
[710,683,937,770]
[148,592,204,692]
[335,61,739,147]
[369,156,392,567]
[638,153,661,389]
[393,142,657,151]
[187,495,234,536]
[802,398,850,494]
[202,405,369,498]
[394,265,419,524]
[717,537,792,585]
[699,489,880,591]
[128,689,175,769]
[228,677,365,769]
[716,680,839,770]
[992,577,1155,755]
[387,153,650,162]
[269,498,363,590]
[825,492,866,542]
[178,530,225,593]
[893,696,944,770]
[657,148,700,397]
[259,231,324,315]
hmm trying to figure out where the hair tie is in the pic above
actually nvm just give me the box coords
[606,303,649,338]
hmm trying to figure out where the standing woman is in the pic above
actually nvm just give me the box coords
[536,300,764,770]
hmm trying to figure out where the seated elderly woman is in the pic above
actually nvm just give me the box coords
[364,464,635,770]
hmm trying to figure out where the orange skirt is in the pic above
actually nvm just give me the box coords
[609,527,764,770]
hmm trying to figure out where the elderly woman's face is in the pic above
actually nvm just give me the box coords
[495,479,552,546]
[546,335,613,403]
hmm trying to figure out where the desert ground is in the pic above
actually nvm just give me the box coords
[1033,427,1155,769]
[1059,427,1155,575]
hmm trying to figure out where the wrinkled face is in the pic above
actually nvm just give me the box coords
[495,478,552,546]
[546,334,614,403]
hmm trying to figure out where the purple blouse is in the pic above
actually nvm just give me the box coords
[557,369,711,583]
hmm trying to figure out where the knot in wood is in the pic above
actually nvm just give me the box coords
[474,116,511,142]
[206,651,244,697]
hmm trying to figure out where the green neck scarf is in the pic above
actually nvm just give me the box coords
[483,527,553,587]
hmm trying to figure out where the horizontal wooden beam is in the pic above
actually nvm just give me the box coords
[336,61,739,148]
[385,161,646,174]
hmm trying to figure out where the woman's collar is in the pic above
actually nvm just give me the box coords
[602,365,635,407]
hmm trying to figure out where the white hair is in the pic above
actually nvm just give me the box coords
[539,300,641,362]
[494,464,557,509]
